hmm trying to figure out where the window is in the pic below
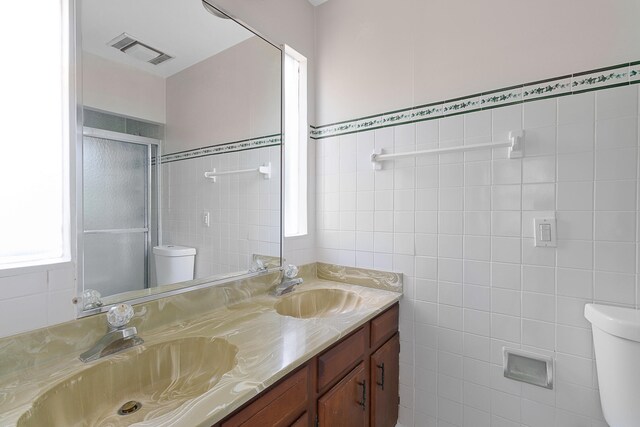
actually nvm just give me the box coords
[283,45,308,237]
[0,0,70,269]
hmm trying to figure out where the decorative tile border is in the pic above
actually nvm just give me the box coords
[310,61,639,140]
[522,76,572,101]
[444,95,481,116]
[480,85,523,108]
[571,64,630,92]
[161,134,281,164]
[627,60,639,83]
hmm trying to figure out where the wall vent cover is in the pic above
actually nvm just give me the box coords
[107,33,173,65]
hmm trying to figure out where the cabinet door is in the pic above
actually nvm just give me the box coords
[290,412,308,427]
[370,333,399,427]
[318,363,367,427]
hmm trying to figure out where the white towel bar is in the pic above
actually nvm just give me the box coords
[204,162,271,182]
[370,130,524,170]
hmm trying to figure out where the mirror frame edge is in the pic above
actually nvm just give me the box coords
[72,0,286,318]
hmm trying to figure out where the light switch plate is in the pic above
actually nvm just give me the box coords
[534,217,556,247]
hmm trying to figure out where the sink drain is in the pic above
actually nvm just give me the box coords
[118,400,142,416]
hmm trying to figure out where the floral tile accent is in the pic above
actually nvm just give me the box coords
[444,96,481,115]
[630,61,640,83]
[411,102,444,121]
[376,109,420,128]
[310,121,357,138]
[523,76,572,101]
[311,61,640,140]
[571,65,629,92]
[480,86,523,108]
[162,134,281,164]
[310,104,446,139]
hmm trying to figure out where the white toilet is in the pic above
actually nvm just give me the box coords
[585,304,640,427]
[153,245,196,286]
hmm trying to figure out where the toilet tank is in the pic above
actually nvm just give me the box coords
[585,304,640,427]
[153,245,196,286]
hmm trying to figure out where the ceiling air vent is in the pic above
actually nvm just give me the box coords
[107,33,174,65]
[149,53,173,65]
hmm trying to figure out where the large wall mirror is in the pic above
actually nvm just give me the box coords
[77,0,282,315]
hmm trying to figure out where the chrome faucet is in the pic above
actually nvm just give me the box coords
[79,303,144,363]
[272,264,304,296]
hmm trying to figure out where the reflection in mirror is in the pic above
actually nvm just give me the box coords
[78,0,282,313]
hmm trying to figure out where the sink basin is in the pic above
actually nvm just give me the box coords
[275,289,363,318]
[17,337,237,427]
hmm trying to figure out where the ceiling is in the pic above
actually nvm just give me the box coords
[308,0,329,5]
[81,0,254,78]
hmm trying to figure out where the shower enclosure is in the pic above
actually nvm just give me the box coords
[82,127,160,297]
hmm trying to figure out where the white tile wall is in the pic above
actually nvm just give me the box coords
[162,146,281,277]
[315,84,640,426]
[0,264,76,338]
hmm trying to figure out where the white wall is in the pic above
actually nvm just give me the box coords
[212,0,315,93]
[0,265,76,337]
[316,82,640,427]
[82,52,166,123]
[0,0,316,339]
[315,0,640,125]
[165,0,318,264]
[314,3,640,426]
[165,37,281,154]
[212,0,318,265]
[162,145,281,277]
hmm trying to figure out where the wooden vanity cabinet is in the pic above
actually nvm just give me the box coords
[219,364,310,427]
[370,333,400,427]
[215,303,399,427]
[291,412,310,427]
[317,362,367,427]
[317,328,365,390]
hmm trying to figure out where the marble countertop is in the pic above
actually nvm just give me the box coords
[0,278,401,427]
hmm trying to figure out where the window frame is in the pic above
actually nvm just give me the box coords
[0,0,74,274]
[283,44,308,238]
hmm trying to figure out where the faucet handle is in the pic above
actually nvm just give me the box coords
[284,264,299,279]
[249,258,266,273]
[81,289,103,310]
[107,304,135,329]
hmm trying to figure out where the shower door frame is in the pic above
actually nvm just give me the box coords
[80,127,162,298]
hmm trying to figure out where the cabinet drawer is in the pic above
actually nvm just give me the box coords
[221,365,309,427]
[370,304,399,351]
[318,328,365,390]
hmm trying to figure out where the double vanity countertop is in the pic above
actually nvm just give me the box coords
[0,265,402,427]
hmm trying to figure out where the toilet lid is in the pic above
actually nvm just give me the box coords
[153,245,196,256]
[585,304,640,342]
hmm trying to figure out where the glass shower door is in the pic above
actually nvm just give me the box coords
[82,130,158,297]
